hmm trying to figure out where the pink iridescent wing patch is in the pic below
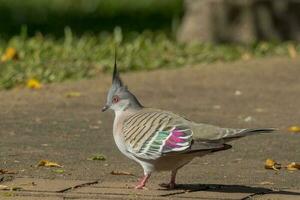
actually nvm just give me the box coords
[162,128,192,152]
[138,127,193,159]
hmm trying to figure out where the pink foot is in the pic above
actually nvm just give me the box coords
[135,184,146,189]
[135,174,151,189]
[159,182,176,189]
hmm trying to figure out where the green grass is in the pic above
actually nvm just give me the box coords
[0,28,299,90]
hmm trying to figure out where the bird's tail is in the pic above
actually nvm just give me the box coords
[223,128,276,142]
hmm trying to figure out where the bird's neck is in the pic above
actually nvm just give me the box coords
[115,107,140,119]
[113,107,141,133]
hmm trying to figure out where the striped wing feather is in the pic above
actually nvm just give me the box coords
[122,110,193,159]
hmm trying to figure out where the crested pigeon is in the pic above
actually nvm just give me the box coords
[102,55,274,189]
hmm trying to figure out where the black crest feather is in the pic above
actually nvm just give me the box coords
[112,48,123,87]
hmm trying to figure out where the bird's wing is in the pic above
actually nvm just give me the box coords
[191,123,239,141]
[122,109,193,159]
[122,109,227,159]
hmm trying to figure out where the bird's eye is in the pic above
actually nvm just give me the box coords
[112,96,120,104]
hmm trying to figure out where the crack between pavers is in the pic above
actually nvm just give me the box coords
[159,185,211,197]
[240,191,268,200]
[68,192,205,200]
[58,180,100,193]
[1,191,63,198]
[241,189,300,200]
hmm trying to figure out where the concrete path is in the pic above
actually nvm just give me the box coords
[0,57,300,199]
[0,177,299,199]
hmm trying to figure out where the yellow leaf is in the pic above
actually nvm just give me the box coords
[259,181,274,185]
[286,162,300,171]
[38,160,62,168]
[65,92,81,98]
[1,47,18,62]
[0,185,9,190]
[11,187,22,191]
[288,44,297,59]
[2,192,14,197]
[265,159,281,171]
[52,169,65,173]
[288,126,300,133]
[0,185,21,191]
[26,79,42,89]
[110,170,134,176]
[0,169,17,174]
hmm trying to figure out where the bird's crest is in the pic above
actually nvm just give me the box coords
[112,49,123,88]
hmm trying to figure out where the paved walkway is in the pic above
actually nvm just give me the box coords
[1,57,300,199]
[1,178,300,199]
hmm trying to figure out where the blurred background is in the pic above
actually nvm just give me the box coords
[0,0,300,89]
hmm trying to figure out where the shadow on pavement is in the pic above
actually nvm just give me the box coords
[159,184,300,197]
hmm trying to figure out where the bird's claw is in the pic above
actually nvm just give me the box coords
[134,184,148,190]
[159,182,176,189]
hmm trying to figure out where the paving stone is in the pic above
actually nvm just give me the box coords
[254,192,300,200]
[3,178,96,192]
[0,192,62,200]
[74,181,300,199]
[71,186,186,197]
[176,190,252,200]
[90,181,135,189]
[14,197,62,200]
[1,179,299,200]
[64,193,170,200]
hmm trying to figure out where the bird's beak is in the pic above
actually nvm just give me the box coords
[101,105,109,112]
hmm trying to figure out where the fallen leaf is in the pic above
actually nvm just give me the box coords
[38,160,62,168]
[89,125,100,130]
[110,170,135,176]
[26,79,42,89]
[259,181,274,185]
[234,90,242,96]
[11,187,22,191]
[0,185,9,190]
[255,108,265,113]
[19,182,36,187]
[65,92,81,98]
[265,159,281,171]
[286,162,300,171]
[288,126,300,133]
[213,105,221,109]
[0,169,17,174]
[52,169,65,173]
[1,47,18,62]
[2,191,14,197]
[87,154,106,161]
[0,185,22,191]
[244,116,253,122]
[288,44,297,59]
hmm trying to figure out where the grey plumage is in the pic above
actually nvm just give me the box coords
[122,108,274,160]
[102,53,275,189]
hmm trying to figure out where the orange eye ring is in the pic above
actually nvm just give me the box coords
[112,96,120,104]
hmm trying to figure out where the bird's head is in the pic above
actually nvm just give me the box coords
[102,52,142,113]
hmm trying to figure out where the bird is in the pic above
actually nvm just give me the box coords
[102,53,274,190]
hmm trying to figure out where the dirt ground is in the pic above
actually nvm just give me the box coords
[0,57,300,192]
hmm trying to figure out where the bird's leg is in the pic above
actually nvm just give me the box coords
[159,169,177,189]
[135,173,151,189]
